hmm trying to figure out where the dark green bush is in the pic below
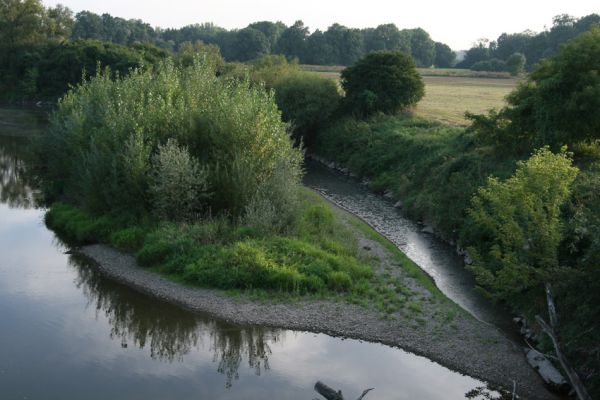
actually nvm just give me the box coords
[341,51,424,117]
[274,72,341,145]
[471,27,600,151]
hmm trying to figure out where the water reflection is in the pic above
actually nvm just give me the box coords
[0,107,509,400]
[0,135,37,208]
[69,254,279,388]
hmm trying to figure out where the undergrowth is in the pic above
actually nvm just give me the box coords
[45,189,433,316]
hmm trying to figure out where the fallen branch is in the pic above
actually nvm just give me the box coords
[535,283,592,400]
[314,381,374,400]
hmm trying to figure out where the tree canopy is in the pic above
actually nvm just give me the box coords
[341,51,425,116]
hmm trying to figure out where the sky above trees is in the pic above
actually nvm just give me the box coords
[42,0,598,49]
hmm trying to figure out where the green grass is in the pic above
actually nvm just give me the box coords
[45,189,437,314]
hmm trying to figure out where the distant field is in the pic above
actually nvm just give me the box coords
[416,76,517,125]
[300,65,519,125]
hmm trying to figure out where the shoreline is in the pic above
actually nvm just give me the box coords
[78,241,557,400]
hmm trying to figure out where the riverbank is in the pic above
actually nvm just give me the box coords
[77,211,556,400]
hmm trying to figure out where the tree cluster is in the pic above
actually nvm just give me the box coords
[70,12,452,66]
[458,13,600,73]
[468,27,600,152]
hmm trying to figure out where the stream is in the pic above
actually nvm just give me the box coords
[0,107,505,399]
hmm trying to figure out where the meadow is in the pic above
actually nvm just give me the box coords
[300,65,518,125]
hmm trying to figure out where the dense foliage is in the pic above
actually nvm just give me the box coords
[341,52,424,116]
[39,60,303,225]
[64,7,452,66]
[274,72,341,145]
[0,39,170,100]
[464,148,579,303]
[458,13,600,71]
[45,193,376,294]
[469,28,600,151]
[312,29,600,395]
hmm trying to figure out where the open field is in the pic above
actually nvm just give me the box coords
[416,76,517,125]
[301,65,519,125]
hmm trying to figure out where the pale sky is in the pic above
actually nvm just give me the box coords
[43,0,599,49]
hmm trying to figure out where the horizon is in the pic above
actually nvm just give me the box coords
[43,0,599,50]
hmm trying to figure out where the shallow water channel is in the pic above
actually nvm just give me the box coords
[0,108,502,399]
[303,160,514,333]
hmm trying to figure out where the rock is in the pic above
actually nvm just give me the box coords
[525,348,569,391]
[394,200,403,209]
[363,246,372,251]
[340,167,349,175]
[464,254,473,265]
[383,190,394,199]
[421,225,435,234]
[327,161,336,169]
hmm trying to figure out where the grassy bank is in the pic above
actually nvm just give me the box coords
[312,111,600,397]
[46,189,445,317]
[314,115,519,237]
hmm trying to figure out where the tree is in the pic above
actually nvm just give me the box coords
[364,24,406,53]
[274,72,341,145]
[45,4,73,41]
[505,52,526,76]
[503,27,600,147]
[70,11,104,41]
[341,51,424,116]
[248,21,286,52]
[0,0,47,47]
[176,41,224,72]
[434,42,455,67]
[305,30,334,65]
[231,27,269,61]
[465,147,578,303]
[407,28,435,67]
[457,39,491,68]
[274,20,308,60]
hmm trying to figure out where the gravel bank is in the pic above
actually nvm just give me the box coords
[79,241,556,400]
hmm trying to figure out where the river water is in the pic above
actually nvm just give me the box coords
[0,108,502,399]
[303,160,514,333]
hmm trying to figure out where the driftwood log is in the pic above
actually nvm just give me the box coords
[314,381,374,400]
[535,283,592,400]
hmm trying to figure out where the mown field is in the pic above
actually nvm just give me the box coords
[300,65,519,125]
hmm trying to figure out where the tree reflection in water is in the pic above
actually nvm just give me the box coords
[0,108,47,209]
[0,135,37,208]
[69,254,280,388]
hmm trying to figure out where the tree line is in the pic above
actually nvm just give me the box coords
[70,12,454,67]
[458,13,600,72]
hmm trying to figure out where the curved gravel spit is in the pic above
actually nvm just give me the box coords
[78,244,556,400]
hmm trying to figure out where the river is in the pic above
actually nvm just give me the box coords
[0,107,504,399]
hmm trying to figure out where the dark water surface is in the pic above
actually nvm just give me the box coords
[0,109,500,399]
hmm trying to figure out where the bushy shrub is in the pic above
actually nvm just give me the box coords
[244,159,302,234]
[40,59,303,227]
[149,139,209,221]
[505,52,526,76]
[341,51,424,117]
[274,72,341,145]
[464,147,579,304]
[470,58,506,72]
